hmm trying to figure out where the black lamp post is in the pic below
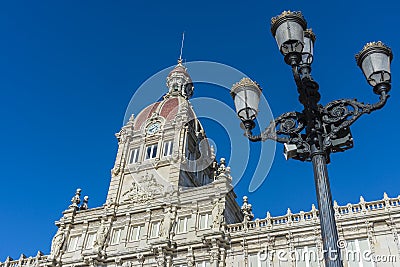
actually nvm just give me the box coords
[231,11,393,267]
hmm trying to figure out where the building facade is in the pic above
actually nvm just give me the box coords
[2,61,400,267]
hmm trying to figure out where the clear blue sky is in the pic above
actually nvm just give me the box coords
[1,0,400,259]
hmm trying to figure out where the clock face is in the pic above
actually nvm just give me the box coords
[146,122,161,134]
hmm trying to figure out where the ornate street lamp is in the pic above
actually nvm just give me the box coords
[231,11,393,267]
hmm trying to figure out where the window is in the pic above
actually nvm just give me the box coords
[177,217,188,233]
[67,235,80,252]
[196,262,210,267]
[85,233,96,249]
[129,148,140,164]
[129,225,142,241]
[163,141,173,156]
[110,228,122,245]
[150,221,160,237]
[199,213,211,230]
[295,246,319,267]
[248,254,269,267]
[145,144,158,160]
[345,239,374,267]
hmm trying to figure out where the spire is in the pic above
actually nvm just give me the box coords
[166,33,194,99]
[179,32,185,63]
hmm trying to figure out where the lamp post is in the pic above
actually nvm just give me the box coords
[231,11,393,267]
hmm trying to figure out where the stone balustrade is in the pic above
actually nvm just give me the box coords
[3,193,400,263]
[0,253,47,267]
[226,193,400,233]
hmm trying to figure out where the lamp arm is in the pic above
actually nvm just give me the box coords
[244,111,306,144]
[320,91,389,147]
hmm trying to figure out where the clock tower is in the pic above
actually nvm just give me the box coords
[34,59,244,267]
[105,59,242,220]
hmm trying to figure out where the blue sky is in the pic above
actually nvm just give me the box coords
[1,0,400,259]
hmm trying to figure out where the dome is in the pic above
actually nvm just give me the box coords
[131,60,196,131]
[133,95,195,131]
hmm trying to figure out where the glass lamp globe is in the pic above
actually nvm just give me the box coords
[271,11,307,65]
[356,41,393,94]
[230,78,262,128]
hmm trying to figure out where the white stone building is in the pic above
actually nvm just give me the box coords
[2,60,400,267]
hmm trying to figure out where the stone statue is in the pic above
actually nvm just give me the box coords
[49,226,65,260]
[212,199,224,229]
[115,129,128,144]
[94,219,110,253]
[80,196,89,210]
[161,206,176,238]
[69,188,81,210]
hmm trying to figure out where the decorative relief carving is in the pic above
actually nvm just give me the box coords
[209,250,219,264]
[122,173,164,204]
[186,247,195,267]
[386,217,400,255]
[114,257,122,267]
[366,220,375,254]
[349,226,360,232]
[122,181,153,204]
[212,199,225,230]
[155,247,166,267]
[84,257,97,267]
[136,253,145,265]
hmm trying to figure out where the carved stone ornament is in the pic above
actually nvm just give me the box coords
[128,114,135,125]
[122,181,153,204]
[241,196,254,222]
[209,250,219,264]
[93,218,110,256]
[68,188,81,210]
[155,247,166,267]
[365,220,375,254]
[212,199,225,230]
[136,253,145,264]
[114,257,122,267]
[122,173,165,204]
[48,225,66,261]
[186,247,195,267]
[214,158,231,180]
[121,261,132,267]
[115,128,129,144]
[160,206,177,239]
[84,257,97,267]
[80,196,89,210]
